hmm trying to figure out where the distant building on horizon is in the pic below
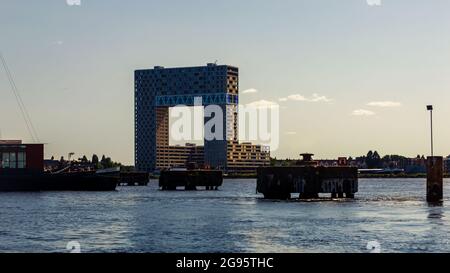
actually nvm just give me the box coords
[134,63,269,173]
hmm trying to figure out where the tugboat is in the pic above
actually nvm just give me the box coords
[0,140,118,192]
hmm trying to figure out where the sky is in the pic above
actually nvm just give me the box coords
[1,0,450,164]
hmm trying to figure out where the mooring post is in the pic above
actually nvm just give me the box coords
[427,156,443,203]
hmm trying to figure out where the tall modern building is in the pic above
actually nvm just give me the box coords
[135,63,269,172]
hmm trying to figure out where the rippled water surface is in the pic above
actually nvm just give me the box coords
[1,179,449,253]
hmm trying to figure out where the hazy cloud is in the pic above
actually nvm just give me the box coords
[352,109,376,116]
[367,101,402,107]
[280,93,332,103]
[287,94,307,101]
[242,88,258,94]
[246,100,279,108]
[309,93,332,102]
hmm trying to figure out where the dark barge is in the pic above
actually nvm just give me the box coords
[0,140,118,192]
[0,169,119,192]
[119,171,149,186]
[257,154,358,200]
[159,169,223,190]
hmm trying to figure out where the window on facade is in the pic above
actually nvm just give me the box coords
[0,152,24,169]
[2,153,12,168]
[2,153,9,168]
[10,152,16,168]
[18,152,26,169]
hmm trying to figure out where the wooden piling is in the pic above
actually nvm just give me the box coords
[427,156,443,203]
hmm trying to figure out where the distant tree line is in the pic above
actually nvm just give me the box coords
[357,151,426,169]
[357,150,382,169]
[271,151,427,169]
[51,154,123,169]
[87,154,122,169]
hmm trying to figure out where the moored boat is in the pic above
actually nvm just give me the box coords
[0,140,118,192]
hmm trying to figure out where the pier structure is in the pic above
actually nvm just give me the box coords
[256,154,358,200]
[159,170,223,191]
[119,172,150,186]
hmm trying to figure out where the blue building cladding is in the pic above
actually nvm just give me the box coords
[155,93,238,107]
[134,64,239,172]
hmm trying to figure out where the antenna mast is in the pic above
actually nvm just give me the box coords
[0,51,39,143]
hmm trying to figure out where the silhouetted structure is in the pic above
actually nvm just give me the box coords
[159,170,223,191]
[257,154,358,200]
[0,140,118,191]
[427,156,443,203]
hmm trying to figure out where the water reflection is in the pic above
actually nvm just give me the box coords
[427,203,444,221]
[1,179,450,252]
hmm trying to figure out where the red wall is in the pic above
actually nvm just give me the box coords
[25,144,44,172]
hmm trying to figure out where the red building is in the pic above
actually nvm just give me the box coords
[0,140,44,173]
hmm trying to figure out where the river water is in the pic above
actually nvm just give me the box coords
[0,178,449,253]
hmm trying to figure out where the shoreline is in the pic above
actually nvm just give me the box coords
[149,174,446,180]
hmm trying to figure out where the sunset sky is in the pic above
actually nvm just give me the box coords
[1,0,450,164]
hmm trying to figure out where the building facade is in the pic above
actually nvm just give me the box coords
[156,143,204,170]
[226,141,270,173]
[0,140,44,173]
[135,63,269,172]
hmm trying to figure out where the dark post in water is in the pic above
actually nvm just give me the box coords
[426,156,443,203]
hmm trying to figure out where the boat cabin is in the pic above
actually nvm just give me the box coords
[0,140,44,174]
